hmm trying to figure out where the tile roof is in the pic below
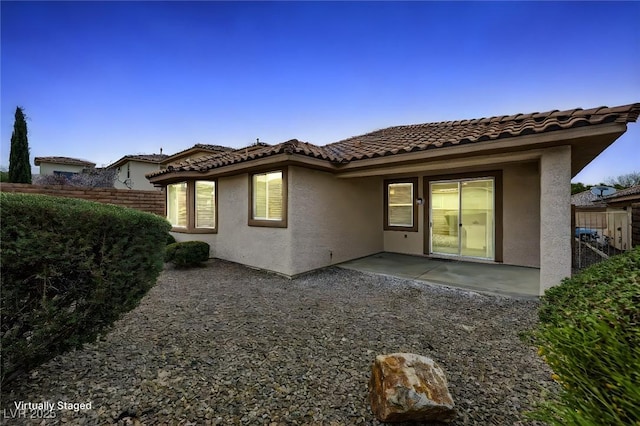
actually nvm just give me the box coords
[120,154,169,163]
[34,156,95,167]
[106,154,169,169]
[193,144,235,152]
[325,103,640,161]
[148,103,640,179]
[162,143,234,162]
[603,184,640,200]
[571,189,606,207]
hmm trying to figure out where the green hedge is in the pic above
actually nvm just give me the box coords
[165,241,210,268]
[0,193,171,385]
[531,247,640,425]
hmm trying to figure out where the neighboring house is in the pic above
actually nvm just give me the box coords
[34,156,96,178]
[107,154,169,190]
[147,103,640,296]
[106,144,233,190]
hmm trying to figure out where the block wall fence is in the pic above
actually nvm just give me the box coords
[0,183,165,216]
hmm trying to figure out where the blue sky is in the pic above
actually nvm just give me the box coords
[1,1,638,184]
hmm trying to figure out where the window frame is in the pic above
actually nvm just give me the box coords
[167,179,218,234]
[248,167,288,228]
[384,177,419,232]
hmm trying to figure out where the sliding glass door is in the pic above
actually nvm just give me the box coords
[430,178,495,260]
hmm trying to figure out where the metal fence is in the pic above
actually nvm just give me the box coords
[572,207,631,272]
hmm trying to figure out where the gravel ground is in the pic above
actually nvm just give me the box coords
[1,260,556,425]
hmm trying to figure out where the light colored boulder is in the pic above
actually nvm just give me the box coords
[369,352,456,423]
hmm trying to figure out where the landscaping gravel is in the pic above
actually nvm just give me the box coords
[1,259,556,425]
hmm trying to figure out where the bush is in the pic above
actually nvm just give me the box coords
[166,233,177,245]
[0,193,171,386]
[165,241,210,268]
[530,247,640,425]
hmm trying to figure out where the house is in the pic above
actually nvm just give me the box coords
[107,154,169,190]
[34,156,96,178]
[147,103,640,296]
[105,145,234,190]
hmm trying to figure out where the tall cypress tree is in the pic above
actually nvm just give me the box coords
[8,106,32,183]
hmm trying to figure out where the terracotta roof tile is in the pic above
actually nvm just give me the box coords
[124,154,169,163]
[34,156,95,167]
[147,103,640,179]
[106,153,169,169]
[164,143,234,161]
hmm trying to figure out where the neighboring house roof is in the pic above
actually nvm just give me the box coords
[572,185,640,208]
[603,184,640,204]
[107,154,170,169]
[571,189,607,208]
[603,184,640,200]
[34,156,96,167]
[161,143,235,165]
[148,103,640,180]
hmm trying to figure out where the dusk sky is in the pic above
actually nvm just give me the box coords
[1,1,638,184]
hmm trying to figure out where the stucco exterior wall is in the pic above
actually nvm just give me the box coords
[540,146,572,295]
[38,163,86,175]
[165,157,552,281]
[502,162,540,267]
[113,161,162,191]
[288,167,383,275]
[380,162,541,267]
[173,173,294,275]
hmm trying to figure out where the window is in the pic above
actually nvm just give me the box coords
[195,181,216,228]
[53,171,77,179]
[166,180,217,233]
[384,178,418,231]
[167,182,188,228]
[249,168,287,227]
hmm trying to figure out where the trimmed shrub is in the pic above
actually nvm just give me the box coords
[0,193,171,386]
[165,241,210,268]
[166,232,177,245]
[530,247,640,425]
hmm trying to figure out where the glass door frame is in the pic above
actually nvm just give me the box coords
[423,171,503,263]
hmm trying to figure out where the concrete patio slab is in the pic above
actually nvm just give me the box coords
[338,252,540,298]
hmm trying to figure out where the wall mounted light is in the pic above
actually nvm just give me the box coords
[416,197,424,205]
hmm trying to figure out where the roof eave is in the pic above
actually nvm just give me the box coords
[605,195,640,204]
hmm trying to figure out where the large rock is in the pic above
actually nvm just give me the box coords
[369,353,456,423]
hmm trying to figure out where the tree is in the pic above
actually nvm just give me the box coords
[604,172,640,189]
[8,107,32,183]
[33,168,117,188]
[571,182,593,195]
